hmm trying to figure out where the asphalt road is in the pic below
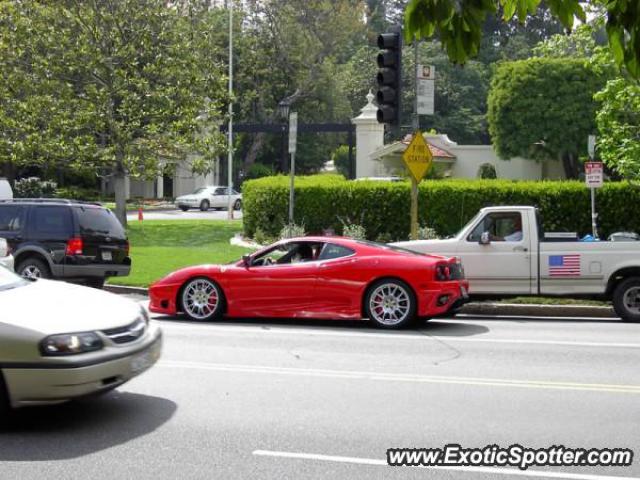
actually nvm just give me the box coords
[1,303,639,480]
[126,209,243,221]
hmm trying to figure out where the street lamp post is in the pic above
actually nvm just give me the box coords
[227,1,234,219]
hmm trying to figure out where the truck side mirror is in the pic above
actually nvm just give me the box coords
[242,254,252,267]
[479,231,491,245]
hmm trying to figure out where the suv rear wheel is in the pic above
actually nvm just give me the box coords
[17,257,50,280]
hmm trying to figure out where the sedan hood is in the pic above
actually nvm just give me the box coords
[1,279,142,335]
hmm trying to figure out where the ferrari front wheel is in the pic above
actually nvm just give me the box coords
[180,277,224,321]
[365,279,416,329]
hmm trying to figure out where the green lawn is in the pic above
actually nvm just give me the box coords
[108,220,251,287]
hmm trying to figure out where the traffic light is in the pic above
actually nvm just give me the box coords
[376,31,402,126]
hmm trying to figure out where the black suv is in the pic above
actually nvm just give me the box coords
[0,199,131,288]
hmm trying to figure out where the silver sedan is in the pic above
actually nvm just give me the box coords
[0,266,161,412]
[175,186,242,212]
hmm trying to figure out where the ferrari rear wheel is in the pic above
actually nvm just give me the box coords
[180,277,224,321]
[365,279,416,329]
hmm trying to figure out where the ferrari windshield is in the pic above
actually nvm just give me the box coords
[0,265,27,291]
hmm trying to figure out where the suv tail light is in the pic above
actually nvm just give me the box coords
[65,237,84,256]
[125,240,130,256]
[435,263,451,281]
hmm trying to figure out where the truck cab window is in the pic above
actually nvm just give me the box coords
[468,213,523,242]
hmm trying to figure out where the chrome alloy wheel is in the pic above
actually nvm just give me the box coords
[368,283,411,326]
[21,265,42,280]
[623,286,640,315]
[182,278,219,320]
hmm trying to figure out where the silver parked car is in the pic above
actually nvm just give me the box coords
[175,186,242,212]
[0,266,161,412]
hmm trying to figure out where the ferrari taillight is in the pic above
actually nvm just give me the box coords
[435,264,451,281]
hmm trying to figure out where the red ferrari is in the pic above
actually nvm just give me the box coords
[149,236,469,328]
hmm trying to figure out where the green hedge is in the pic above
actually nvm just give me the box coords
[242,175,640,241]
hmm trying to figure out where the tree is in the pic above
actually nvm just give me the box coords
[403,0,640,77]
[595,79,640,180]
[230,0,366,174]
[487,58,606,178]
[0,1,227,225]
[533,22,639,180]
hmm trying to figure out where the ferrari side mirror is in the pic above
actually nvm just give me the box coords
[242,254,252,267]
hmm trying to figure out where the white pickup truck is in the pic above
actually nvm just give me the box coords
[395,206,640,322]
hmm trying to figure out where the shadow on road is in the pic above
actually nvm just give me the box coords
[417,320,489,337]
[0,391,176,461]
[153,314,490,337]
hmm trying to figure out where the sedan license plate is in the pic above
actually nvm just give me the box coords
[101,251,113,261]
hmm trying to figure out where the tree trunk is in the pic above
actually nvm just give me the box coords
[243,132,268,171]
[561,153,580,179]
[113,165,127,228]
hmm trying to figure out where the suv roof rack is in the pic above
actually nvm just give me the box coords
[0,198,103,206]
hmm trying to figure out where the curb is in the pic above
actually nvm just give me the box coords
[458,302,617,319]
[105,284,617,318]
[105,284,149,296]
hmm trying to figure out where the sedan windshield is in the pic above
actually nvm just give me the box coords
[0,265,27,290]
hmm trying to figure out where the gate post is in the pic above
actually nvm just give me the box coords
[351,91,385,178]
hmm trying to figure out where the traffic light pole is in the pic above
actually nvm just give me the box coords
[413,39,419,131]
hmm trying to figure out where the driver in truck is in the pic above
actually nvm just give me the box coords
[503,214,523,242]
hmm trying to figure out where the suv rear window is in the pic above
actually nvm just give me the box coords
[76,207,126,239]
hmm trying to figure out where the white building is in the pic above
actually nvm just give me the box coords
[352,92,566,181]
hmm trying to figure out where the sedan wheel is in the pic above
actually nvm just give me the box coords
[234,199,242,211]
[181,278,224,321]
[199,200,210,212]
[365,279,416,328]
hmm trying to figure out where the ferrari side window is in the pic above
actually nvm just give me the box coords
[318,244,355,261]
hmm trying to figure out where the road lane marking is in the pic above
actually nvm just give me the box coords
[252,450,640,480]
[153,322,640,349]
[158,360,640,394]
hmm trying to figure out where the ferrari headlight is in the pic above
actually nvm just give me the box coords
[40,332,104,356]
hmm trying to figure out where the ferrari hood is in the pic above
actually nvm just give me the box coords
[0,279,143,335]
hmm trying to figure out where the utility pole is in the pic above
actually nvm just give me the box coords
[226,0,234,219]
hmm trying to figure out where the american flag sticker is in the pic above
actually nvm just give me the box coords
[548,254,581,276]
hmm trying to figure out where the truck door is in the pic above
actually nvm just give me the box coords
[457,211,533,294]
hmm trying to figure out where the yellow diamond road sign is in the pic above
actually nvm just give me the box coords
[402,130,433,182]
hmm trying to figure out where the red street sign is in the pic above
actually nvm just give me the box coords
[585,162,603,188]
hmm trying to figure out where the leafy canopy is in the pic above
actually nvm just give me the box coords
[404,0,640,77]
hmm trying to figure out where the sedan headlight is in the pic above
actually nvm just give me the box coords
[40,332,104,356]
[140,306,150,325]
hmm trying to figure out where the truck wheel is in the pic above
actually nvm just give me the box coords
[613,277,640,322]
[365,279,416,329]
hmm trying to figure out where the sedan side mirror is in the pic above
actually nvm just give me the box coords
[479,231,491,245]
[242,254,252,267]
